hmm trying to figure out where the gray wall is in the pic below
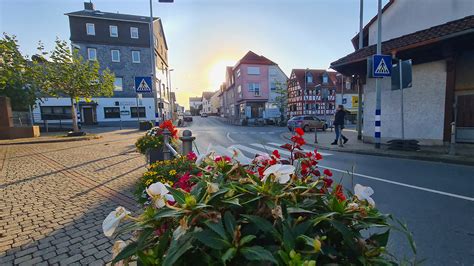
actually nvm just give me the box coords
[74,42,153,98]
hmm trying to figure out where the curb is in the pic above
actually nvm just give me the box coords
[280,133,474,166]
[0,135,101,146]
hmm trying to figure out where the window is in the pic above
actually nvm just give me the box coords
[306,73,313,83]
[236,68,241,78]
[130,107,146,118]
[130,27,139,39]
[109,25,118,37]
[248,83,260,96]
[86,23,95,35]
[269,68,277,76]
[114,77,123,91]
[247,67,260,75]
[270,82,277,91]
[87,48,97,61]
[40,106,72,120]
[111,49,120,62]
[132,50,140,63]
[323,75,328,84]
[104,107,120,118]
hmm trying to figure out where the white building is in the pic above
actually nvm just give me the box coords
[201,92,214,115]
[331,0,474,145]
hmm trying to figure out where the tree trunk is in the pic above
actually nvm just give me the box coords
[70,97,79,132]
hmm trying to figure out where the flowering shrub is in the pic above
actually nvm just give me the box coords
[105,129,416,265]
[135,120,179,154]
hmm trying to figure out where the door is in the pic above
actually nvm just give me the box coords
[456,94,474,143]
[83,107,94,125]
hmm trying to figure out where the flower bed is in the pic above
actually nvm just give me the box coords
[105,129,416,265]
[135,120,179,155]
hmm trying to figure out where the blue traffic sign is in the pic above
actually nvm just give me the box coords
[134,76,152,93]
[372,54,392,78]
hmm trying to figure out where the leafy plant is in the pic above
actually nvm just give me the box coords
[135,120,179,154]
[104,129,416,265]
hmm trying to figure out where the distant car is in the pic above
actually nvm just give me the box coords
[184,116,193,122]
[201,113,208,118]
[287,116,327,132]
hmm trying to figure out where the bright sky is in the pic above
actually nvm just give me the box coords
[0,0,386,109]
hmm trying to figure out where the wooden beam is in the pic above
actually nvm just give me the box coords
[443,57,456,142]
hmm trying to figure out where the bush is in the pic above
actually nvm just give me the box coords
[105,129,416,265]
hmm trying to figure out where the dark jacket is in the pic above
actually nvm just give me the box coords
[333,109,346,126]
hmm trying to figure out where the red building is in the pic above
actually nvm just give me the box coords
[287,69,342,118]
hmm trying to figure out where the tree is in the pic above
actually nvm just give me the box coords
[273,81,288,123]
[0,34,38,110]
[40,39,115,132]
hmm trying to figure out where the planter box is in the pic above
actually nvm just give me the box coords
[139,121,153,131]
[148,146,164,164]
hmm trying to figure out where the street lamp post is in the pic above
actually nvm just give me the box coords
[169,68,174,120]
[357,0,364,140]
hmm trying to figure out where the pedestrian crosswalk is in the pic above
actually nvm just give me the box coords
[228,142,332,159]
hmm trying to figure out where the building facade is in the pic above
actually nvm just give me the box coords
[331,0,474,145]
[33,2,171,126]
[201,91,214,115]
[218,51,287,124]
[210,91,220,115]
[189,97,202,116]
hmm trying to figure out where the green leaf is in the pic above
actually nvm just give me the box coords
[191,181,207,202]
[287,207,315,214]
[195,230,232,250]
[240,246,278,264]
[392,219,417,254]
[369,230,390,247]
[222,198,241,206]
[312,212,338,226]
[166,186,187,205]
[155,229,172,257]
[162,235,193,266]
[282,222,295,251]
[222,247,237,264]
[154,208,183,220]
[239,235,256,246]
[241,215,278,238]
[330,220,357,247]
[112,242,138,264]
[205,219,229,240]
[224,211,236,236]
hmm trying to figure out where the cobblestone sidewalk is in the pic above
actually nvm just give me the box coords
[0,129,146,265]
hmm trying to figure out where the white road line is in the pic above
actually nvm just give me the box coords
[231,144,269,156]
[226,132,235,143]
[267,142,333,156]
[250,143,291,156]
[319,165,474,202]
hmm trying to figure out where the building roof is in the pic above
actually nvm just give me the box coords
[331,15,474,68]
[189,97,201,102]
[66,10,158,24]
[235,51,277,68]
[201,91,214,100]
[290,69,337,89]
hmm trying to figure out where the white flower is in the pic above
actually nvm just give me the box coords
[207,182,219,193]
[173,218,189,240]
[111,240,127,266]
[354,184,375,207]
[102,207,130,237]
[262,164,295,184]
[146,182,174,208]
[347,202,359,210]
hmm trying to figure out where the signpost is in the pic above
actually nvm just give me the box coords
[135,77,153,93]
[372,54,392,78]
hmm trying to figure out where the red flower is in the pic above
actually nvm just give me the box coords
[295,127,305,136]
[174,173,193,192]
[334,184,346,202]
[322,177,333,188]
[159,120,178,139]
[258,166,266,177]
[291,135,306,147]
[323,169,333,177]
[315,152,323,160]
[186,151,197,161]
[214,156,231,163]
[280,143,293,151]
[272,150,281,159]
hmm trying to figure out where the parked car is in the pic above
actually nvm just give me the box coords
[287,116,328,132]
[201,113,208,118]
[184,116,193,122]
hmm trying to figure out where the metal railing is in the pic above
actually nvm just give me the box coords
[161,129,196,161]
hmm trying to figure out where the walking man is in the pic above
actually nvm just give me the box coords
[331,105,348,145]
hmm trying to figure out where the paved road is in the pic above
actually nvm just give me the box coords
[186,116,474,265]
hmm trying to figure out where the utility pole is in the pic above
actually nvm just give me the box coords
[374,0,382,148]
[149,0,160,126]
[399,59,404,139]
[357,0,364,140]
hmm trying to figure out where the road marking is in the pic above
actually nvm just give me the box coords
[226,132,235,143]
[267,142,332,156]
[319,165,474,202]
[251,143,290,156]
[230,144,268,156]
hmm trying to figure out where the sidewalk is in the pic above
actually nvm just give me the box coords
[282,129,474,165]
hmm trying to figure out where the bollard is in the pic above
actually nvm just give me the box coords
[449,122,456,155]
[314,128,318,144]
[180,130,195,155]
[162,128,171,160]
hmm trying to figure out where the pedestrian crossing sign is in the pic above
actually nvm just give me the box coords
[134,76,152,93]
[372,54,392,78]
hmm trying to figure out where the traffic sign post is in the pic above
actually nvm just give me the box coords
[372,54,392,78]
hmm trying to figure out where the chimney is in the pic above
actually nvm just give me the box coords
[84,1,94,11]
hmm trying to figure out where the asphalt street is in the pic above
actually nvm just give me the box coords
[184,116,474,265]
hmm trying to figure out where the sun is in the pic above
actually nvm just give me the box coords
[208,59,236,90]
